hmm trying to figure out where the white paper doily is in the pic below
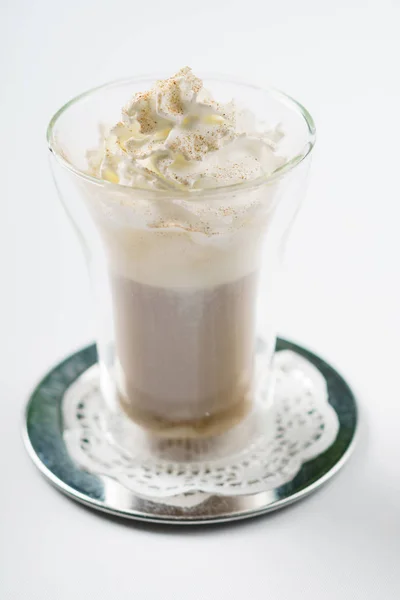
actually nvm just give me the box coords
[62,350,339,502]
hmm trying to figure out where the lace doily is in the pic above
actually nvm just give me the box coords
[63,351,339,502]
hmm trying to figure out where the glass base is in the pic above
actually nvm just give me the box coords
[22,338,358,524]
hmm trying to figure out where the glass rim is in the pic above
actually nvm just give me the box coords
[46,73,317,197]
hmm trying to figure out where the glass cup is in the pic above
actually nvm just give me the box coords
[48,75,315,439]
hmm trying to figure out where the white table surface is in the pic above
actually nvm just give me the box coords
[1,1,399,598]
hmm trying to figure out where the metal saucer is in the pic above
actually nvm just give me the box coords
[23,338,358,525]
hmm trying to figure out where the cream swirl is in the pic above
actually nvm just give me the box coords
[88,67,285,190]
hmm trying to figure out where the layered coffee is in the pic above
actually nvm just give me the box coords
[86,67,285,436]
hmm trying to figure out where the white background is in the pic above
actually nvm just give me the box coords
[1,0,400,598]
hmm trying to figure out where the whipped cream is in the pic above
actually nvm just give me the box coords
[88,67,285,191]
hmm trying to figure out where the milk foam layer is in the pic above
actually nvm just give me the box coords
[84,184,279,287]
[88,67,285,191]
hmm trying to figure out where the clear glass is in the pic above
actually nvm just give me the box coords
[48,75,315,439]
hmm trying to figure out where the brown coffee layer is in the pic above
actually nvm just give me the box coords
[111,271,259,437]
[119,389,252,438]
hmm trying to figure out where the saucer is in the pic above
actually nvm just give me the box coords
[23,338,358,524]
